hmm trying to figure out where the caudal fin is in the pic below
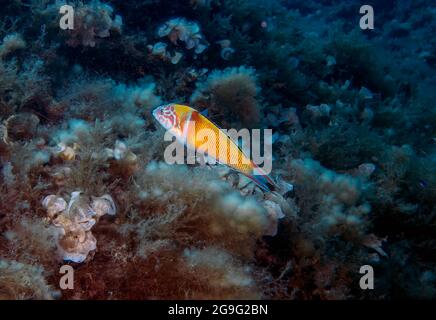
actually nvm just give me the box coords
[249,174,276,192]
[245,166,277,192]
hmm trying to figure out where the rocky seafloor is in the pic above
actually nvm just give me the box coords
[0,0,435,299]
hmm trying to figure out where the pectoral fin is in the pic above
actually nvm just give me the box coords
[180,111,193,141]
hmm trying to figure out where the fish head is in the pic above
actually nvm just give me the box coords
[152,104,179,130]
[153,104,195,132]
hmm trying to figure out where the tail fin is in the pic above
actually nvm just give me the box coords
[248,174,276,192]
[247,166,277,192]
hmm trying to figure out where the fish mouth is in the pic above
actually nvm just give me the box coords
[152,107,158,117]
[152,106,161,121]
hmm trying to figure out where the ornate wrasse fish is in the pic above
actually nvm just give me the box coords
[152,103,277,192]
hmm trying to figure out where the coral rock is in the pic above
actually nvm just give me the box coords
[42,195,67,219]
[54,142,78,161]
[61,1,123,47]
[91,194,116,217]
[59,231,97,264]
[42,191,116,263]
[157,18,207,59]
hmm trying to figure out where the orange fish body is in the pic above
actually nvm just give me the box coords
[153,103,276,192]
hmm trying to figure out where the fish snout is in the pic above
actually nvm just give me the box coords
[152,106,166,124]
[152,106,161,119]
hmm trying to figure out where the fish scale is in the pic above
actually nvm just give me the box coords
[181,108,253,175]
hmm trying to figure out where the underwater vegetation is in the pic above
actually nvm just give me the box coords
[0,0,435,300]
